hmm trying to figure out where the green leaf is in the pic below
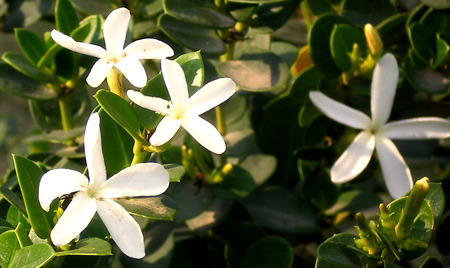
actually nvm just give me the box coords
[9,243,55,268]
[15,222,33,248]
[164,0,234,28]
[116,195,177,221]
[325,189,382,215]
[158,14,225,54]
[342,0,396,26]
[0,230,20,268]
[242,186,319,233]
[210,165,257,200]
[309,14,351,77]
[0,63,57,100]
[419,0,450,9]
[239,154,277,185]
[14,29,47,66]
[305,0,333,15]
[55,238,112,256]
[419,256,444,268]
[403,56,449,94]
[95,90,148,145]
[98,110,134,175]
[316,233,368,267]
[252,0,301,31]
[244,236,293,268]
[13,155,50,239]
[330,24,366,71]
[218,47,290,92]
[55,0,79,34]
[1,52,52,83]
[289,66,322,104]
[228,0,290,4]
[185,198,233,233]
[0,186,26,215]
[432,37,449,68]
[164,164,186,182]
[42,127,85,143]
[408,23,436,63]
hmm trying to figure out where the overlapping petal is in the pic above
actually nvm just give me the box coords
[127,91,173,115]
[86,59,113,88]
[50,191,97,246]
[375,136,413,199]
[184,78,236,116]
[150,116,182,146]
[103,7,129,56]
[98,163,169,199]
[51,30,106,59]
[380,117,450,139]
[182,115,226,154]
[161,59,189,111]
[309,91,371,129]
[124,39,174,59]
[371,53,398,128]
[331,131,375,183]
[115,57,147,88]
[84,113,107,186]
[96,199,145,259]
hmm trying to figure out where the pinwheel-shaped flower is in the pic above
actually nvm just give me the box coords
[51,7,173,88]
[309,53,450,198]
[127,59,236,154]
[39,113,170,258]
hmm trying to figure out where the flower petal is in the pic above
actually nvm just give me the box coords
[103,7,129,56]
[331,131,375,183]
[51,191,97,246]
[182,115,226,154]
[51,30,107,59]
[184,78,236,116]
[96,199,145,258]
[98,163,169,199]
[371,53,398,128]
[124,39,174,59]
[309,91,371,129]
[150,116,182,146]
[84,113,107,186]
[381,117,450,139]
[127,90,172,115]
[86,59,113,88]
[39,169,88,211]
[375,136,413,199]
[115,57,147,88]
[161,59,189,112]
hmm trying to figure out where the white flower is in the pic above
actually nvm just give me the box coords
[127,59,236,154]
[309,53,450,198]
[38,113,170,258]
[51,7,174,88]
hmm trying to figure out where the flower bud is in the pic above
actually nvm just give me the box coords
[364,24,383,57]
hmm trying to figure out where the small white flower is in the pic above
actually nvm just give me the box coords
[309,53,450,198]
[51,7,174,88]
[38,113,170,258]
[127,59,236,154]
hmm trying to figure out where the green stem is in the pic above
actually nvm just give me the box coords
[130,139,149,165]
[58,95,76,147]
[215,105,227,165]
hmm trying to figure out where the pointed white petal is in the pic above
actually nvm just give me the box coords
[375,136,413,199]
[182,115,226,154]
[331,131,375,183]
[161,59,189,111]
[184,78,236,116]
[124,39,174,59]
[103,7,129,56]
[51,30,107,58]
[51,191,97,246]
[371,53,398,128]
[84,113,107,186]
[150,116,181,146]
[96,199,145,258]
[39,169,88,211]
[98,163,169,199]
[381,117,450,139]
[127,90,173,115]
[309,91,371,129]
[86,59,113,88]
[115,57,147,88]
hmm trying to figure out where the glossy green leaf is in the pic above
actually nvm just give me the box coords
[309,14,351,77]
[0,230,20,268]
[15,222,32,248]
[325,189,382,215]
[228,0,291,4]
[9,243,55,268]
[55,0,79,34]
[164,164,186,182]
[68,0,112,15]
[0,186,26,215]
[421,9,450,42]
[95,90,148,145]
[239,154,277,185]
[289,66,322,104]
[1,52,52,83]
[14,28,47,66]
[305,0,333,15]
[185,198,233,233]
[243,186,319,233]
[218,47,290,92]
[116,195,177,220]
[55,238,112,256]
[252,0,301,31]
[210,165,256,200]
[244,236,293,268]
[330,24,366,71]
[419,256,444,268]
[164,0,234,28]
[6,206,30,230]
[403,56,449,94]
[408,23,436,63]
[0,63,57,100]
[13,155,50,239]
[342,0,396,26]
[316,233,368,267]
[432,37,449,68]
[228,2,257,22]
[419,0,450,9]
[98,110,134,175]
[158,14,225,54]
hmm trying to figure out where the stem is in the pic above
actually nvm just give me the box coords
[130,139,149,165]
[215,105,227,165]
[58,95,76,147]
[107,67,125,98]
